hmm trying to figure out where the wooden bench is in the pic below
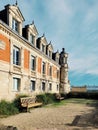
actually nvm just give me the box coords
[55,93,65,101]
[20,97,42,112]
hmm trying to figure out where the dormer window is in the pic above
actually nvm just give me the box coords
[42,44,45,53]
[12,18,19,32]
[30,34,34,44]
[49,50,51,57]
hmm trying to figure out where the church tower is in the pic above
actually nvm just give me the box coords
[59,48,70,94]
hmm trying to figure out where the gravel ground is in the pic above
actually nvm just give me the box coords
[0,103,98,130]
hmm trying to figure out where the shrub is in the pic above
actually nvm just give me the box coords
[0,100,19,115]
[36,93,57,105]
[13,94,28,112]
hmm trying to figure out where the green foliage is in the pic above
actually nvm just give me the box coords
[0,100,19,115]
[68,92,98,99]
[36,93,57,105]
[13,94,28,112]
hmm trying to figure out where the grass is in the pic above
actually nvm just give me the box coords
[45,98,98,107]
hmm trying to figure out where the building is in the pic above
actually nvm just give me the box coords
[71,86,87,93]
[0,2,70,101]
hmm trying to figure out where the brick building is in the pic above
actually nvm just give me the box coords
[0,2,70,101]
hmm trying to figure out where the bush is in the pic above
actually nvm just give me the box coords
[13,94,28,112]
[68,92,98,99]
[36,93,57,105]
[0,100,19,115]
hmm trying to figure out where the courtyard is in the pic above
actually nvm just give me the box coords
[0,98,98,130]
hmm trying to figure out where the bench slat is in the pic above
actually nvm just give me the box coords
[20,97,42,112]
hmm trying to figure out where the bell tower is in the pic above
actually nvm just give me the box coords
[59,48,70,94]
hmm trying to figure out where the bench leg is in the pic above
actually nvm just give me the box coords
[27,107,30,113]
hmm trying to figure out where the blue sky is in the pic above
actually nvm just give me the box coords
[0,0,98,86]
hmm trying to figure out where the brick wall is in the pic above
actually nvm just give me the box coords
[24,49,30,69]
[0,34,10,62]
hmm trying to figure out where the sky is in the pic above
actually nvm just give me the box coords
[0,0,98,86]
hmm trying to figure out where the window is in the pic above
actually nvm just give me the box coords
[31,56,35,71]
[49,83,52,91]
[13,78,20,91]
[57,70,59,79]
[49,50,51,57]
[30,34,34,44]
[57,85,59,91]
[42,62,45,74]
[12,18,19,32]
[13,46,20,65]
[56,57,59,63]
[42,44,45,53]
[31,80,35,91]
[41,82,45,91]
[49,66,52,76]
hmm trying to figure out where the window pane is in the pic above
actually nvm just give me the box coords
[49,83,52,91]
[31,81,35,91]
[57,85,59,91]
[42,82,45,91]
[49,50,51,57]
[13,46,20,65]
[12,18,18,32]
[13,78,20,91]
[42,62,45,74]
[49,66,52,76]
[42,44,45,52]
[30,34,34,44]
[31,56,35,70]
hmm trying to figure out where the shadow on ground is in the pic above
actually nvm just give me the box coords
[66,100,98,129]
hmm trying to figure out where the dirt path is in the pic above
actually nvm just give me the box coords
[0,103,98,130]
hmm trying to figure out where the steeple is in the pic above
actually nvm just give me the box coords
[15,0,18,6]
[42,33,45,37]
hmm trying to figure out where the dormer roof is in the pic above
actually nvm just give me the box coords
[26,22,39,36]
[5,4,25,22]
[47,41,54,51]
[40,34,48,45]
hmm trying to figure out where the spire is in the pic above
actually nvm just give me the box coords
[15,0,18,6]
[62,48,65,53]
[42,33,45,37]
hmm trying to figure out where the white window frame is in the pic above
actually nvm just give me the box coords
[12,18,19,32]
[13,46,20,65]
[42,44,45,53]
[13,78,20,91]
[49,50,51,57]
[30,34,34,44]
[31,56,36,71]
